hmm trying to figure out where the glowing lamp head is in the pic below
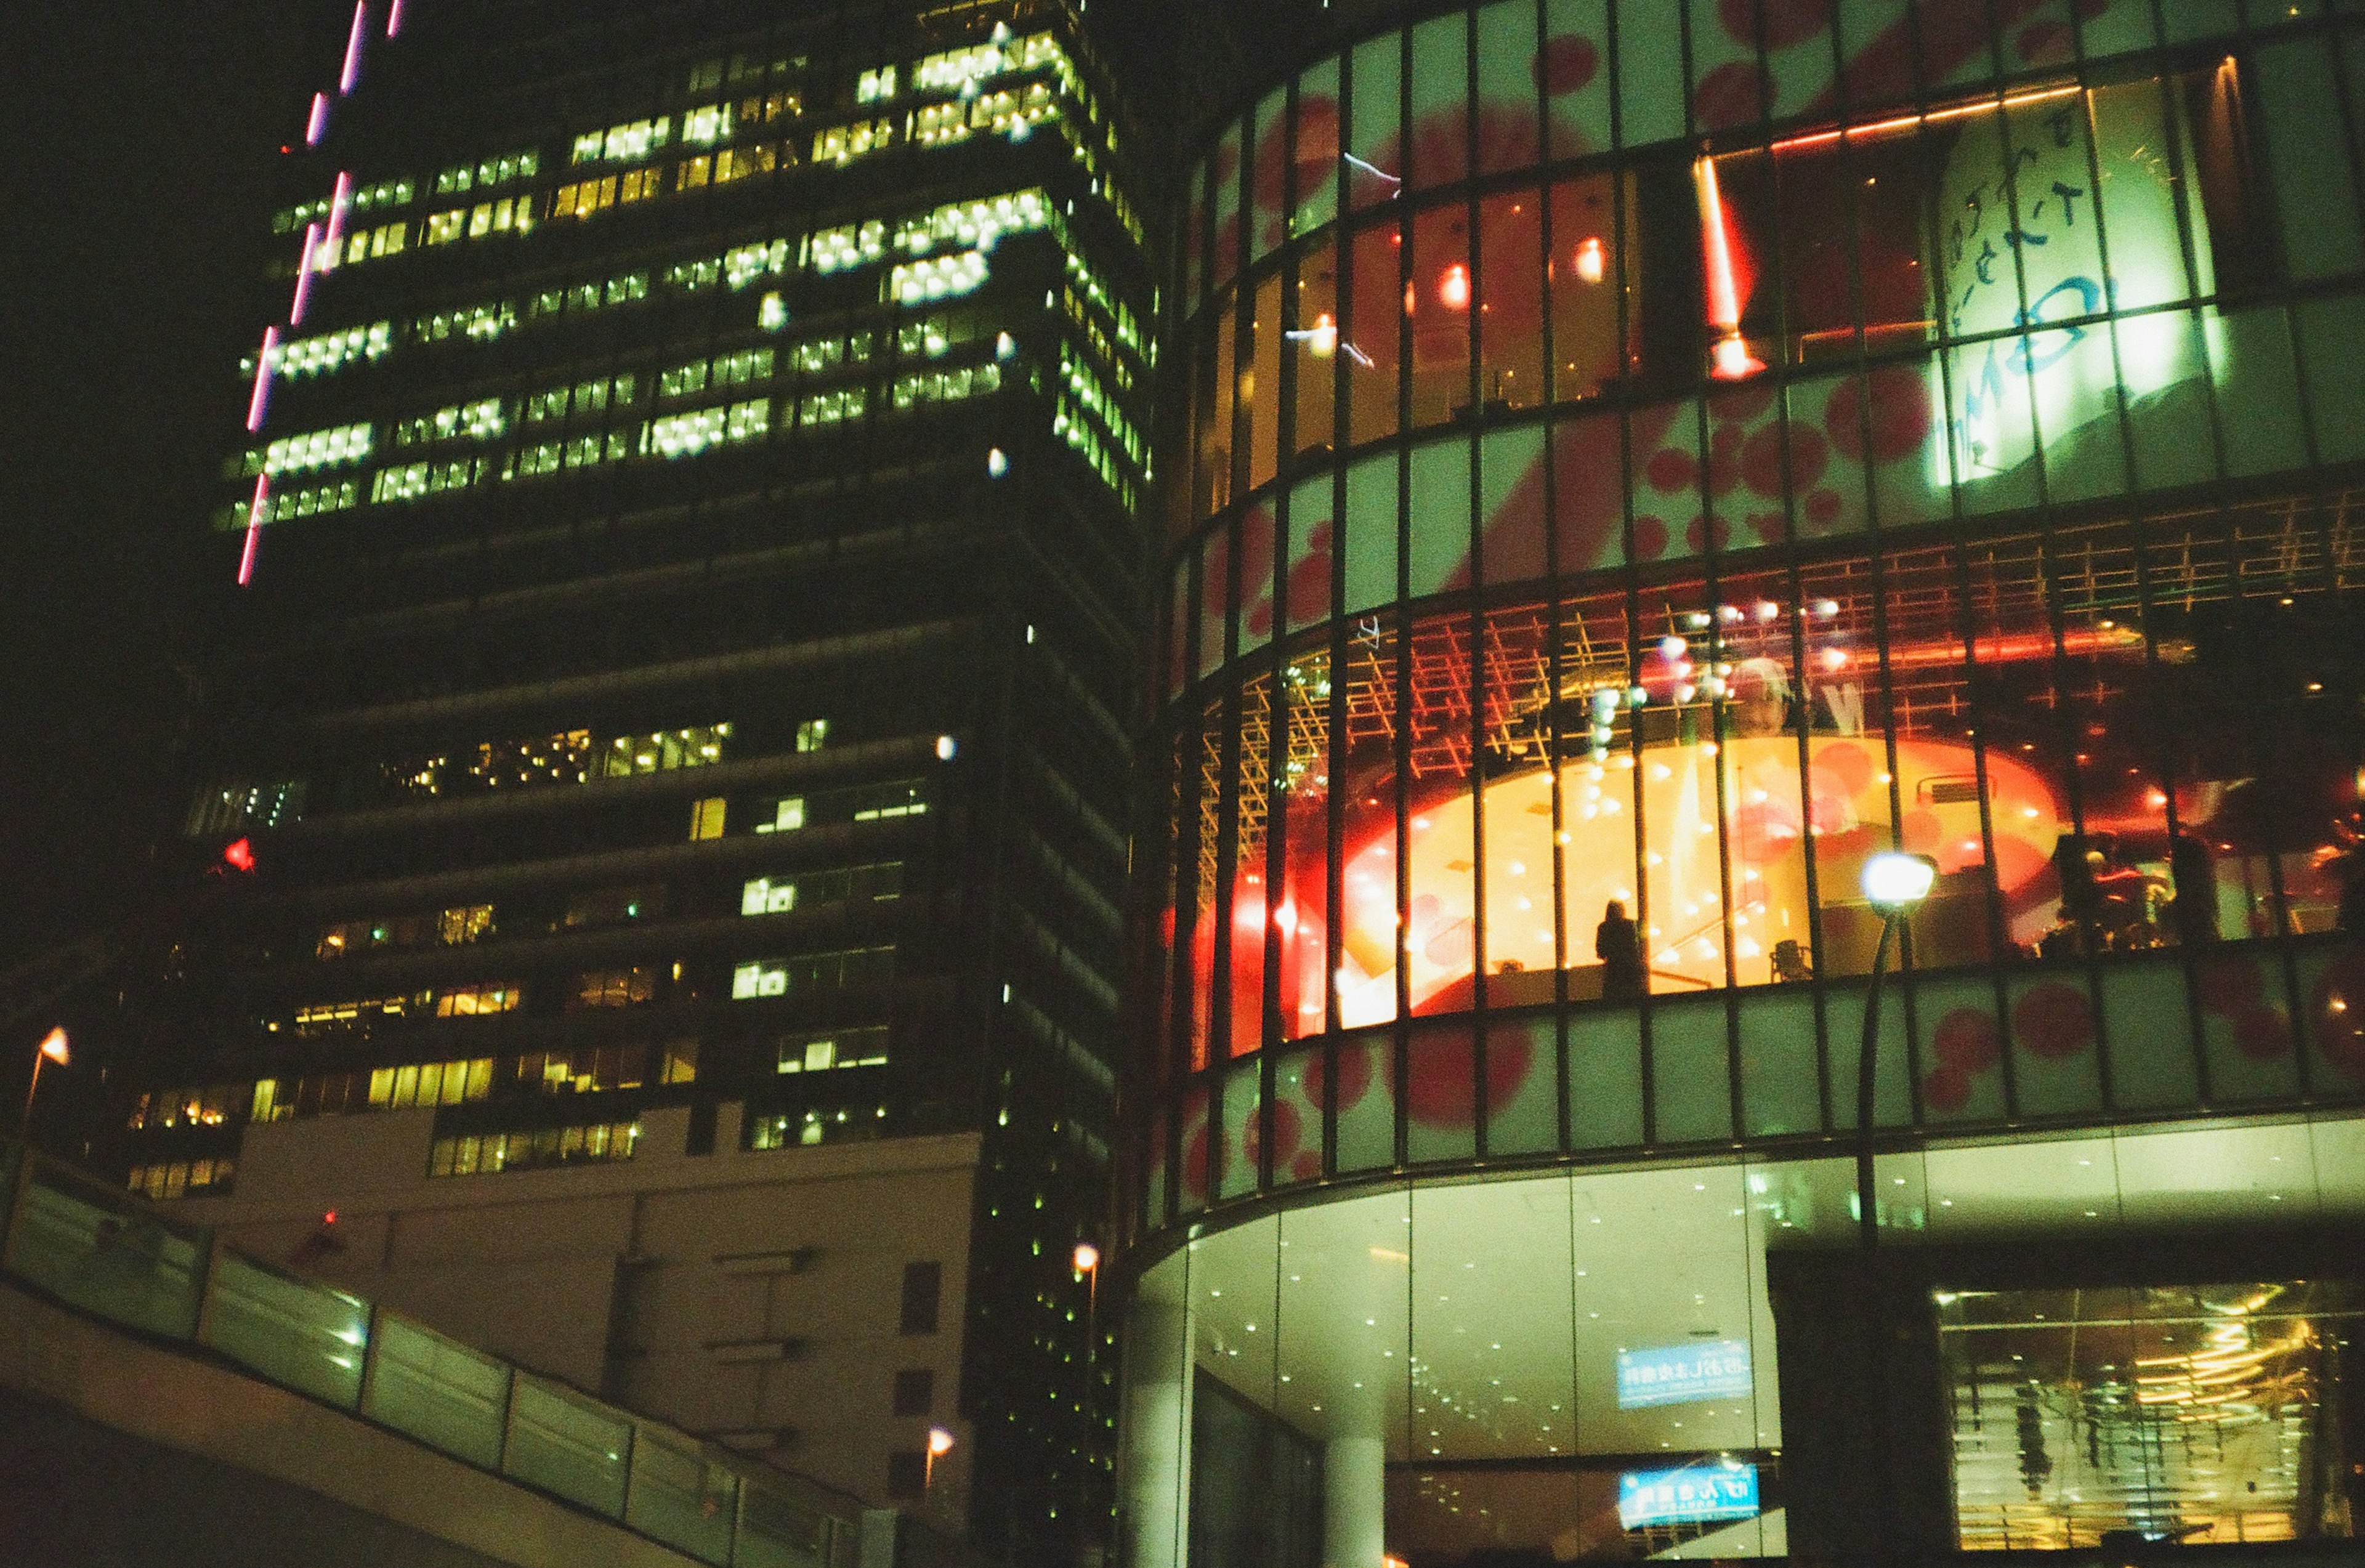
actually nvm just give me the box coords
[36,1027,68,1066]
[1308,312,1338,358]
[1573,236,1606,284]
[928,1426,957,1457]
[1861,851,1939,914]
[1072,1241,1101,1272]
[222,838,258,873]
[1437,262,1471,311]
[1710,331,1764,381]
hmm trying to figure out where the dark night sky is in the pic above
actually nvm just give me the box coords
[0,3,340,974]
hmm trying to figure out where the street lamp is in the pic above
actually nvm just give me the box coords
[1856,853,1935,1250]
[924,1425,956,1492]
[15,1027,70,1158]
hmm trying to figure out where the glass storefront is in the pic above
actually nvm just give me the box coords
[1132,1,2365,1560]
[1119,1116,2365,1566]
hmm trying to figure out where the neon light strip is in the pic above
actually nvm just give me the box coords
[1764,83,2080,156]
[386,0,403,36]
[339,2,370,94]
[1694,157,1742,333]
[306,92,330,145]
[246,326,280,432]
[238,475,270,587]
[291,223,320,325]
[322,170,354,257]
[1341,152,1401,187]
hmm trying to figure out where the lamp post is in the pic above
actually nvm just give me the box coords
[1856,854,1935,1250]
[15,1027,70,1159]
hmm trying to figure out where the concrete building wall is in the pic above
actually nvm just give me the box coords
[179,1112,980,1518]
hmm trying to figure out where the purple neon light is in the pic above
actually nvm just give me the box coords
[238,475,270,587]
[323,171,354,255]
[340,2,369,93]
[291,223,320,325]
[386,0,403,36]
[306,92,330,145]
[246,327,280,433]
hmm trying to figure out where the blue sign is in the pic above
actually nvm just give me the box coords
[1616,1462,1760,1530]
[1614,1340,1751,1409]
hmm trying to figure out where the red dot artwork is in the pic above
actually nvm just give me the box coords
[2013,982,2096,1059]
[1720,0,1834,51]
[1823,366,1930,464]
[1399,1032,1535,1128]
[1933,1007,2003,1072]
[1535,34,1599,96]
[1692,63,1773,131]
[1303,1041,1375,1112]
[1922,1064,1972,1113]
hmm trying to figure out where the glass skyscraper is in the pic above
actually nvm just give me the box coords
[124,0,1152,1556]
[1125,0,2365,1560]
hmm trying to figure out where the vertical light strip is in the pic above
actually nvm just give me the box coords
[306,91,330,145]
[339,2,371,94]
[1693,156,1763,381]
[291,223,320,325]
[323,170,354,257]
[238,475,270,587]
[246,326,280,433]
[385,0,404,36]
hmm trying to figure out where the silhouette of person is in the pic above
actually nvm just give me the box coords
[1596,900,1644,1002]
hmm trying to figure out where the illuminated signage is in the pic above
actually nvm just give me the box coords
[1617,1461,1760,1530]
[1614,1340,1751,1408]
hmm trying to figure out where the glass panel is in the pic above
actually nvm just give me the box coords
[1248,273,1283,491]
[1542,0,1612,158]
[1478,188,1545,412]
[1473,0,1539,177]
[200,1252,370,1409]
[363,1313,510,1469]
[1546,173,1634,404]
[626,1425,738,1564]
[1248,86,1288,270]
[1211,118,1244,292]
[4,1163,206,1340]
[1122,1250,1192,1568]
[2257,39,2365,281]
[1408,203,1473,428]
[504,1375,631,1516]
[737,1482,832,1568]
[1407,13,1469,190]
[1293,241,1340,458]
[1347,219,1404,447]
[1347,31,1404,212]
[1333,1033,1397,1171]
[1293,59,1343,240]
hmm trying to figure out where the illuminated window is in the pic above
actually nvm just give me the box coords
[572,966,660,1009]
[811,116,897,166]
[754,796,806,834]
[775,1025,890,1072]
[125,1084,244,1131]
[798,387,865,427]
[690,797,728,841]
[290,994,419,1035]
[857,65,898,104]
[185,780,305,836]
[127,1158,234,1201]
[431,1121,639,1176]
[366,1056,494,1110]
[730,946,894,1000]
[549,886,655,934]
[574,115,671,165]
[275,321,391,379]
[315,904,490,958]
[434,982,520,1017]
[254,421,372,477]
[796,719,830,753]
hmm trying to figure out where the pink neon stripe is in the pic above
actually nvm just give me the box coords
[246,327,280,432]
[306,92,330,145]
[323,171,354,254]
[291,223,320,325]
[238,476,270,586]
[340,2,370,93]
[386,0,403,36]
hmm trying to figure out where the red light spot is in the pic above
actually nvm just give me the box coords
[1437,262,1471,311]
[323,1210,338,1226]
[222,838,257,872]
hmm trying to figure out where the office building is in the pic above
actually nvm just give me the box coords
[120,0,1154,1558]
[1121,1,2365,1561]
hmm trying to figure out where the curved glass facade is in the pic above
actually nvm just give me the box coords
[1126,0,2365,1561]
